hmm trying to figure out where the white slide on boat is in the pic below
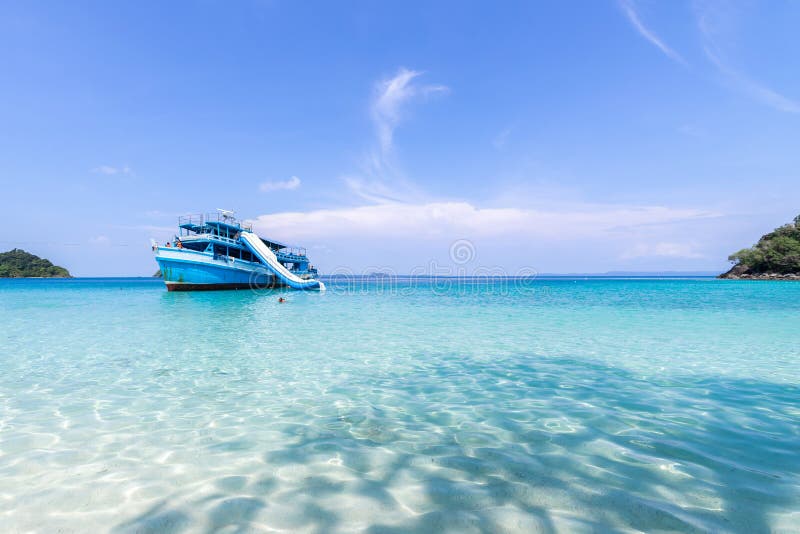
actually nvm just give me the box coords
[239,231,325,290]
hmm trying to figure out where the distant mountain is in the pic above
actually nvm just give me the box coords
[0,249,71,278]
[721,215,800,280]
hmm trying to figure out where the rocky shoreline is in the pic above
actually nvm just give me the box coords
[718,264,800,280]
[719,273,800,280]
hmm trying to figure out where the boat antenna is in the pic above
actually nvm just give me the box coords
[217,208,235,221]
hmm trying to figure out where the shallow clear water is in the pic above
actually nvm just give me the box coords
[1,277,799,533]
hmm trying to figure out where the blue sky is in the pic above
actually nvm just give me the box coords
[1,0,798,276]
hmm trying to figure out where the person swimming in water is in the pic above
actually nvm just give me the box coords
[278,297,286,303]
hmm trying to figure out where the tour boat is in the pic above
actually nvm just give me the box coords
[153,210,324,291]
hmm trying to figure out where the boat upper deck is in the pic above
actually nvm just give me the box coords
[175,212,309,262]
[179,212,252,234]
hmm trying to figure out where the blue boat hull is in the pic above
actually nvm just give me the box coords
[156,255,278,291]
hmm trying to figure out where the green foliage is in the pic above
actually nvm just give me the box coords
[728,215,800,274]
[0,249,71,278]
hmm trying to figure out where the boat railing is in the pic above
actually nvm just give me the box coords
[178,213,253,232]
[180,232,240,246]
[279,246,307,257]
[180,230,298,253]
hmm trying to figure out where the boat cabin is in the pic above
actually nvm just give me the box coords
[173,212,316,277]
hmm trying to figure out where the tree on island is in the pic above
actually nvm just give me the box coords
[721,215,800,279]
[0,249,71,278]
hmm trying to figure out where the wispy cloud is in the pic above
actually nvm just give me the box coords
[343,150,427,204]
[340,68,447,204]
[694,0,800,113]
[704,49,800,113]
[342,176,416,204]
[259,175,301,193]
[619,0,798,113]
[618,0,686,65]
[371,68,448,155]
[92,165,134,176]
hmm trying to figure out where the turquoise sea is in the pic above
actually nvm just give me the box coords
[1,277,799,533]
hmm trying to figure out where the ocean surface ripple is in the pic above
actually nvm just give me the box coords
[1,277,799,533]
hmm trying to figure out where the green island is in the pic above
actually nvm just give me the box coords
[0,249,71,278]
[720,214,800,280]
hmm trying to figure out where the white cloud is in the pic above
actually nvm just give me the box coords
[251,201,719,242]
[618,0,686,65]
[259,176,301,193]
[622,241,705,259]
[371,68,448,155]
[92,165,134,176]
